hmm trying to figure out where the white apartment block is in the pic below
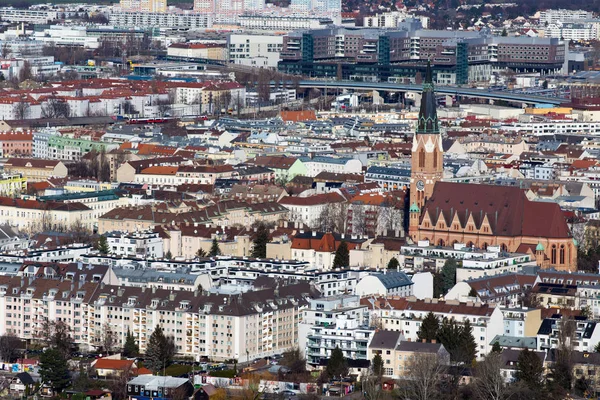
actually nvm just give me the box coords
[108,11,212,29]
[227,34,283,69]
[238,15,335,31]
[0,8,58,23]
[539,9,594,25]
[300,157,363,178]
[105,231,164,259]
[301,296,373,369]
[364,297,504,359]
[0,277,317,361]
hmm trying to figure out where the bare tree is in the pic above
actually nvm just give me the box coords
[13,98,31,120]
[316,202,349,234]
[1,43,11,58]
[122,100,137,116]
[349,204,366,236]
[0,333,20,362]
[101,323,117,355]
[18,61,34,82]
[42,95,70,119]
[401,353,446,400]
[472,352,506,400]
[38,320,72,358]
[156,98,172,117]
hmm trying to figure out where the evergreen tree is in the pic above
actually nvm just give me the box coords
[371,353,384,380]
[39,348,70,393]
[437,318,462,362]
[332,241,349,269]
[251,223,269,258]
[123,328,139,358]
[491,341,502,353]
[439,258,459,295]
[417,312,439,342]
[387,257,400,269]
[97,235,110,255]
[515,348,544,390]
[196,248,207,258]
[165,250,172,260]
[468,287,478,297]
[145,325,176,374]
[458,319,477,365]
[324,346,349,380]
[209,238,221,257]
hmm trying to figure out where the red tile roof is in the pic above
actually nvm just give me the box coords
[422,182,571,238]
[279,192,345,206]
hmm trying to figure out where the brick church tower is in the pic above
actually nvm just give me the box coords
[409,62,443,239]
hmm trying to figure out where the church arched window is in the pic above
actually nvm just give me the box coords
[418,149,425,168]
[560,245,565,264]
[551,245,557,264]
[433,149,438,169]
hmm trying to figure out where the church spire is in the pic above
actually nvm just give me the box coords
[416,60,439,135]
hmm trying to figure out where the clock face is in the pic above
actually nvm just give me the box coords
[416,180,425,191]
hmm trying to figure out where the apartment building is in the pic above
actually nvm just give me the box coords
[303,304,373,370]
[105,231,164,259]
[0,175,27,197]
[119,0,167,13]
[4,158,67,182]
[537,316,600,353]
[39,190,127,222]
[0,197,93,232]
[362,297,503,359]
[227,33,284,69]
[0,277,319,361]
[108,11,212,29]
[279,193,346,228]
[298,295,368,360]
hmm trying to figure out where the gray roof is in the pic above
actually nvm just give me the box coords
[374,271,413,289]
[369,330,402,350]
[366,166,411,177]
[490,335,537,349]
[396,341,443,353]
[114,268,199,285]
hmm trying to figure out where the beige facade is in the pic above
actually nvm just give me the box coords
[4,159,67,182]
[0,277,316,362]
[0,198,93,233]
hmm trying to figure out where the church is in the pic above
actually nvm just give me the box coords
[408,63,576,271]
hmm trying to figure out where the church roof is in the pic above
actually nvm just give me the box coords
[421,182,571,239]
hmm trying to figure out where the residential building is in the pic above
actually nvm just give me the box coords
[298,295,368,359]
[446,274,537,306]
[227,33,284,69]
[0,174,27,197]
[395,341,451,376]
[105,231,164,259]
[0,277,319,361]
[119,0,167,13]
[290,232,364,270]
[167,43,227,61]
[0,197,93,232]
[362,297,504,359]
[126,376,194,399]
[4,158,67,182]
[279,193,346,228]
[248,156,307,183]
[108,11,212,29]
[537,316,600,353]
[305,313,373,370]
[300,156,363,178]
[354,271,413,297]
[365,166,411,192]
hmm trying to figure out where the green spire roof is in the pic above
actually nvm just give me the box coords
[573,238,579,247]
[409,202,420,213]
[416,60,439,135]
[535,242,545,251]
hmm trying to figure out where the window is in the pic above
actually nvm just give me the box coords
[418,149,425,168]
[560,245,565,264]
[551,245,557,264]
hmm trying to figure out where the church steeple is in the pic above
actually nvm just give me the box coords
[416,61,439,135]
[409,60,444,240]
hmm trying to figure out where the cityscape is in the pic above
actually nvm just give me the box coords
[0,0,600,399]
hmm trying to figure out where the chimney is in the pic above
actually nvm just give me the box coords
[152,286,157,294]
[169,291,175,301]
[431,339,436,344]
[312,231,317,237]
